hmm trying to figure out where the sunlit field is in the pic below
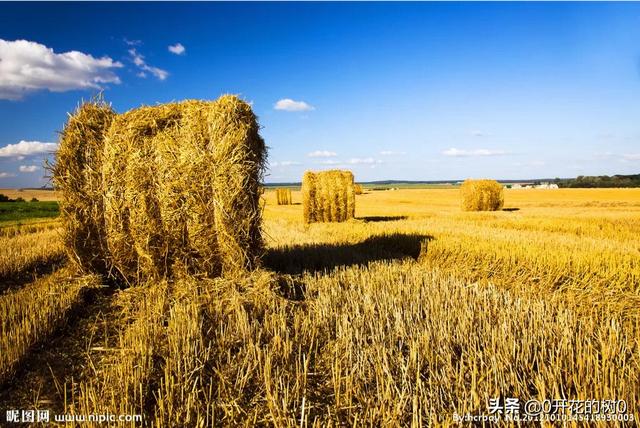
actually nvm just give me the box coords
[1,188,638,426]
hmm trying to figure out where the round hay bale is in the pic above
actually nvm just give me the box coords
[276,188,292,205]
[52,98,115,275]
[460,179,504,211]
[301,169,355,223]
[102,95,266,283]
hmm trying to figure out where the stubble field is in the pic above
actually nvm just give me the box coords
[0,187,638,426]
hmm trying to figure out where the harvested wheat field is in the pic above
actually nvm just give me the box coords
[0,187,638,426]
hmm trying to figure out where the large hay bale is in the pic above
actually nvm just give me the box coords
[276,188,292,205]
[302,170,355,223]
[460,179,504,211]
[52,98,115,275]
[354,183,364,195]
[102,95,266,283]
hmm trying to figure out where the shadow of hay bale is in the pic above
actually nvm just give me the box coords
[358,216,408,222]
[264,233,432,275]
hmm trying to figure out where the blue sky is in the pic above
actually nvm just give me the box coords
[1,2,639,186]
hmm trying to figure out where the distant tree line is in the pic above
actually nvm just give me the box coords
[554,174,640,188]
[0,194,38,202]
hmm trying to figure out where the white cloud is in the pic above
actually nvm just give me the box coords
[622,153,640,161]
[470,130,486,137]
[274,98,315,112]
[271,161,301,167]
[308,150,337,158]
[347,157,382,165]
[380,150,406,156]
[442,148,507,157]
[0,172,16,178]
[168,43,185,55]
[0,39,122,100]
[318,159,342,165]
[123,38,142,46]
[0,141,57,158]
[316,157,382,166]
[129,49,169,80]
[19,165,38,173]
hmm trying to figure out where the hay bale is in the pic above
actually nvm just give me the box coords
[301,170,355,223]
[276,188,292,205]
[102,95,266,282]
[460,179,504,211]
[301,172,317,224]
[52,98,115,275]
[354,184,364,195]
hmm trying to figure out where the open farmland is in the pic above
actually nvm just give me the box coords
[0,188,638,425]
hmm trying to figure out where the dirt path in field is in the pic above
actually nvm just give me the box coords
[0,285,120,419]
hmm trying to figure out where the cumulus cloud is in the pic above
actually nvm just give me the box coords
[380,150,406,156]
[19,165,38,173]
[271,161,301,167]
[0,141,57,158]
[623,153,640,161]
[0,39,122,100]
[0,172,16,178]
[129,49,169,80]
[274,98,315,112]
[442,148,507,157]
[308,150,337,158]
[168,43,186,55]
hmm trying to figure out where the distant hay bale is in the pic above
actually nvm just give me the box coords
[354,184,364,195]
[52,98,115,275]
[302,170,355,223]
[100,95,266,283]
[276,188,292,205]
[460,179,504,211]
